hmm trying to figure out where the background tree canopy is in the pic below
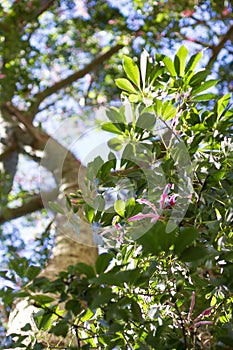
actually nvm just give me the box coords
[0,0,232,349]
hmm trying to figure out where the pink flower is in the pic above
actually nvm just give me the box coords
[108,19,118,25]
[186,291,214,328]
[0,74,6,79]
[160,183,171,209]
[183,9,195,17]
[128,185,177,223]
[128,212,160,223]
[169,194,177,206]
[222,8,230,16]
[112,216,121,229]
[128,198,160,223]
[194,307,214,322]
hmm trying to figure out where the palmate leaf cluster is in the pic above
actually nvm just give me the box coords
[2,46,233,349]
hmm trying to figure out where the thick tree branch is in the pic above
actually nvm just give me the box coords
[28,44,124,120]
[3,102,50,148]
[207,24,233,68]
[10,0,56,31]
[0,190,57,224]
[32,0,56,18]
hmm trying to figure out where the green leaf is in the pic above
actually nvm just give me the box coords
[91,288,115,308]
[162,101,177,120]
[115,78,138,94]
[106,107,126,124]
[192,93,216,102]
[114,199,126,217]
[33,343,45,350]
[153,99,162,116]
[65,300,81,315]
[25,265,41,280]
[101,122,123,135]
[83,204,94,223]
[174,45,188,77]
[21,323,32,331]
[189,70,209,87]
[163,56,176,76]
[185,50,203,75]
[131,300,143,321]
[75,262,95,278]
[137,221,176,254]
[179,246,209,262]
[50,321,69,337]
[75,262,96,278]
[192,79,218,95]
[217,93,231,116]
[123,55,140,88]
[95,253,113,274]
[108,137,123,151]
[174,227,199,255]
[48,201,65,215]
[136,113,155,130]
[31,294,55,305]
[81,308,94,322]
[91,272,122,286]
[128,93,141,103]
[34,310,54,330]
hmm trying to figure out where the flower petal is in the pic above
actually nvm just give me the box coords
[128,212,158,222]
[136,198,159,215]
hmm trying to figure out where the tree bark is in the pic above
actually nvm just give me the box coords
[7,132,98,348]
[4,105,98,347]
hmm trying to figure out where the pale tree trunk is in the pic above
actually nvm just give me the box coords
[1,20,123,344]
[7,128,98,348]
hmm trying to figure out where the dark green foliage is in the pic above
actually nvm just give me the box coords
[2,45,232,349]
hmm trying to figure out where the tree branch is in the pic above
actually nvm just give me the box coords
[0,190,58,225]
[28,44,124,120]
[3,102,50,148]
[32,0,56,18]
[207,24,233,68]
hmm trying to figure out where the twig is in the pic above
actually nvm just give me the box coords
[207,25,233,68]
[28,44,124,120]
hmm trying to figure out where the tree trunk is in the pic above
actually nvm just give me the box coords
[7,132,98,348]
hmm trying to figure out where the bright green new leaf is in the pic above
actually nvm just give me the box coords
[115,78,138,94]
[174,45,188,77]
[123,55,140,88]
[163,56,176,76]
[217,93,231,116]
[102,122,123,135]
[81,308,94,322]
[114,199,126,217]
[129,93,141,103]
[153,99,162,116]
[162,101,177,120]
[192,93,216,102]
[108,137,123,151]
